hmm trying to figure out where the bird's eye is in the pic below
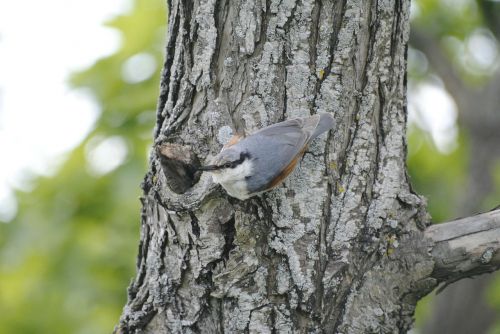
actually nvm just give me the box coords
[224,162,232,168]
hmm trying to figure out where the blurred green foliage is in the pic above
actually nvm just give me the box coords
[0,0,166,333]
[407,127,468,222]
[411,0,500,332]
[414,0,482,38]
[0,0,499,333]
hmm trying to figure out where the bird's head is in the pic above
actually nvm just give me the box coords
[198,148,250,174]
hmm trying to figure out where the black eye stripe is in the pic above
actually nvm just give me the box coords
[221,151,251,169]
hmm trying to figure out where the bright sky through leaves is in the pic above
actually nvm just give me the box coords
[0,0,131,221]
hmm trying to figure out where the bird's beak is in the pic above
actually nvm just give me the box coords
[198,165,220,171]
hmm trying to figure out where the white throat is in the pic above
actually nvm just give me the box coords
[212,160,253,200]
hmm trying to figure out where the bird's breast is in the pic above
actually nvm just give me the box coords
[211,160,253,200]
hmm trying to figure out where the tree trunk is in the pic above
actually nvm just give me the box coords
[115,1,500,333]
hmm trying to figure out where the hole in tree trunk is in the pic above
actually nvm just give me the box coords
[156,143,202,194]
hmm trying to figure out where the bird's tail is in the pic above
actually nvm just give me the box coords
[311,113,336,139]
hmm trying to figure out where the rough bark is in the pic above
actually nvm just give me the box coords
[115,1,500,333]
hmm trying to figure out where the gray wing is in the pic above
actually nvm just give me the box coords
[253,115,319,139]
[254,113,334,140]
[237,115,322,193]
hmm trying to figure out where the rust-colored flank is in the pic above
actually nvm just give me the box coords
[224,134,243,148]
[265,146,307,190]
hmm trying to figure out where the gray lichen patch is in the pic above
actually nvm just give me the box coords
[217,125,234,145]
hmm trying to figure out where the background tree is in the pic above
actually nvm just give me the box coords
[410,0,500,333]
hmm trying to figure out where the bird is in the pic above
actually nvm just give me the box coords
[198,113,335,200]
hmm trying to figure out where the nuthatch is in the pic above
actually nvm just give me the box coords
[199,113,335,200]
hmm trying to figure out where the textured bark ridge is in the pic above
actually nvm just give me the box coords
[115,1,500,333]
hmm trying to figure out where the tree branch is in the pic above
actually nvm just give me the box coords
[425,209,500,287]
